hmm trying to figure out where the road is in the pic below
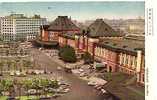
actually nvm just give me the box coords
[31,48,105,100]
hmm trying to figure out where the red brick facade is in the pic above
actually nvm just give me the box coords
[47,17,145,86]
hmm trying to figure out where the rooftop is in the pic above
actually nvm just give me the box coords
[48,16,80,31]
[4,14,43,19]
[97,38,144,55]
[87,19,124,38]
[125,34,145,41]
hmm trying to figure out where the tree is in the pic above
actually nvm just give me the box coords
[1,79,14,97]
[58,47,63,57]
[50,80,59,88]
[22,79,32,98]
[7,60,12,71]
[82,29,86,49]
[0,83,3,96]
[32,78,41,98]
[59,45,77,63]
[81,29,90,50]
[33,14,40,18]
[82,52,93,64]
[40,79,49,97]
[12,60,17,71]
[6,49,9,56]
[0,61,4,75]
[20,49,23,56]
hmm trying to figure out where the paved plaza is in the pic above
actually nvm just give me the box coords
[30,48,106,100]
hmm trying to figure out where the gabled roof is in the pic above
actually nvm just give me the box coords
[48,16,80,31]
[87,19,124,37]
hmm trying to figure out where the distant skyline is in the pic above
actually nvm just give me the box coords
[0,2,145,22]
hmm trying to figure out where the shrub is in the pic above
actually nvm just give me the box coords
[82,52,93,64]
[59,45,77,63]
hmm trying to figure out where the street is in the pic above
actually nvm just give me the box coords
[31,48,105,100]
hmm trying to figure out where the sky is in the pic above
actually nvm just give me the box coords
[0,2,145,22]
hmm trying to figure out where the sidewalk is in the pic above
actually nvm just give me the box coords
[41,50,66,67]
[43,50,84,69]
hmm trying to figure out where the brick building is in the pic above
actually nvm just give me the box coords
[76,19,124,55]
[94,36,145,85]
[38,16,80,46]
[57,18,145,85]
[59,19,124,54]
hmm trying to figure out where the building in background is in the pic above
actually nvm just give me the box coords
[103,18,145,35]
[84,18,145,35]
[0,14,47,42]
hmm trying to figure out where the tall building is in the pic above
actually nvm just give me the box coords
[0,14,47,41]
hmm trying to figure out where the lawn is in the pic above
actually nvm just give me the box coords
[0,96,39,100]
[17,96,39,100]
[0,94,54,100]
[0,96,8,100]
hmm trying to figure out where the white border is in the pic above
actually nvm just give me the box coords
[145,0,157,100]
[1,1,157,100]
[0,0,145,2]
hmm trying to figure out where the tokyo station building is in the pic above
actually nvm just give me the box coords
[39,16,145,85]
[59,19,124,54]
[38,16,80,46]
[94,36,145,85]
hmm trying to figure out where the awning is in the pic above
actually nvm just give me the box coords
[32,40,59,47]
[95,63,105,68]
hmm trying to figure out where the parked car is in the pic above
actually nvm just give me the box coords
[64,67,72,73]
[87,81,97,86]
[10,71,15,76]
[52,94,62,98]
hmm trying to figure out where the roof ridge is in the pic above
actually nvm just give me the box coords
[94,20,103,36]
[48,16,79,31]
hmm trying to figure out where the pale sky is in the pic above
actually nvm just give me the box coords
[0,2,145,22]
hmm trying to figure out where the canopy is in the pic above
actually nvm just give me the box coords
[95,63,105,68]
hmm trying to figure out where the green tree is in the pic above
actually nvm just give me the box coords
[33,14,40,18]
[12,60,17,71]
[23,60,32,68]
[6,49,9,56]
[59,45,77,63]
[1,79,14,96]
[0,83,3,96]
[83,52,93,64]
[40,79,49,97]
[50,80,59,88]
[22,79,32,97]
[7,60,12,71]
[32,78,41,98]
[0,61,4,75]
